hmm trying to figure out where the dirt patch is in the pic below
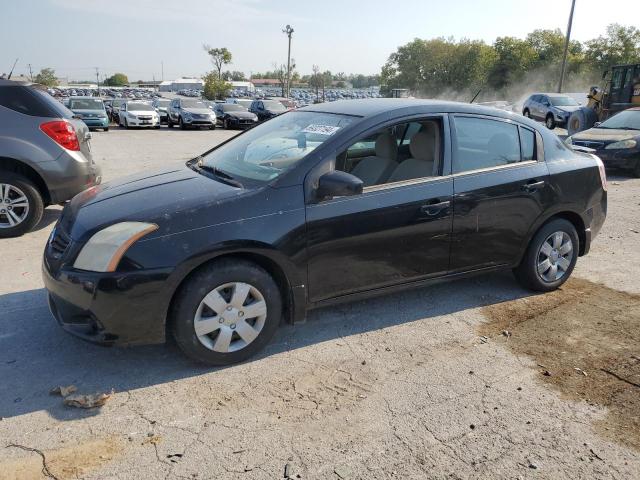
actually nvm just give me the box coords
[0,437,122,480]
[480,277,640,451]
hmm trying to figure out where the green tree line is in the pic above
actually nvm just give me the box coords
[380,24,640,100]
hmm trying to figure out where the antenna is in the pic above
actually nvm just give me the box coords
[8,58,19,79]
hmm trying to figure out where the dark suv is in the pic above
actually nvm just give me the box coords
[522,93,582,129]
[249,99,287,121]
[0,79,101,237]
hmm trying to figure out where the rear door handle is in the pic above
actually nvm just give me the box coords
[420,200,451,216]
[522,180,545,192]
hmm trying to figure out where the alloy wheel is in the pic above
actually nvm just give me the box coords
[537,231,573,282]
[193,282,267,353]
[0,183,30,229]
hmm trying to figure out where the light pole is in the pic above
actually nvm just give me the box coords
[282,24,294,98]
[558,0,576,93]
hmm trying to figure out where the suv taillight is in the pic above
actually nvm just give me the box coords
[40,120,80,151]
[594,155,607,191]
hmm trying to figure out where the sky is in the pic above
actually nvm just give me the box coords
[1,0,636,81]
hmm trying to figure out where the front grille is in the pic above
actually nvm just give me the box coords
[49,225,71,260]
[138,115,152,120]
[574,140,605,150]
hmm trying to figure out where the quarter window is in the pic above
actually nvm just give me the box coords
[520,127,536,161]
[453,117,524,173]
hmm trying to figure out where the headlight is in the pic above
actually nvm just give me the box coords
[128,112,137,118]
[210,113,216,119]
[183,112,192,120]
[605,139,637,150]
[73,222,158,272]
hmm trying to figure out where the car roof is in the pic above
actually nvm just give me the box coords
[299,98,515,119]
[68,96,101,100]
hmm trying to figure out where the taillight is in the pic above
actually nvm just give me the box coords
[40,120,80,151]
[594,155,607,191]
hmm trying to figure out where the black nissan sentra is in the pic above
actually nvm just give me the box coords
[43,99,607,365]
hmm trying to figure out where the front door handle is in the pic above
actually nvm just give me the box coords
[420,200,451,216]
[522,180,545,192]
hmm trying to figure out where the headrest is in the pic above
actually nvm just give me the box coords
[409,131,436,162]
[375,132,398,161]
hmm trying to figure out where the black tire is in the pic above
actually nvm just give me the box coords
[104,127,109,132]
[513,218,579,292]
[633,161,640,178]
[545,114,556,130]
[523,109,530,118]
[0,172,45,238]
[179,117,186,130]
[167,116,174,128]
[223,118,229,129]
[171,259,283,365]
[209,124,215,130]
[567,107,598,135]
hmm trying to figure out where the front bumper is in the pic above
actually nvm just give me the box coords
[81,117,109,128]
[42,256,173,346]
[126,116,160,127]
[227,117,258,129]
[183,116,215,126]
[592,148,640,170]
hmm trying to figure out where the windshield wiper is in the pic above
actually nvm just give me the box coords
[189,157,243,188]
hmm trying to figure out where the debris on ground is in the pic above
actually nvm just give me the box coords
[284,462,292,478]
[574,367,588,377]
[49,385,77,397]
[334,465,352,479]
[479,336,489,344]
[63,390,113,409]
[502,330,511,338]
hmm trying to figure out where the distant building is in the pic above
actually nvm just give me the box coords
[251,78,282,88]
[158,77,205,92]
[230,81,255,93]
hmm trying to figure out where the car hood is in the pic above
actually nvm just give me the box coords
[183,108,212,115]
[572,128,640,142]
[62,167,247,241]
[554,105,581,113]
[127,110,157,115]
[226,111,257,119]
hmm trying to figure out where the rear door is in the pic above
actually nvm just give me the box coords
[450,115,552,272]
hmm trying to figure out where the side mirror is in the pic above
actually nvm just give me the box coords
[316,171,363,200]
[594,121,601,127]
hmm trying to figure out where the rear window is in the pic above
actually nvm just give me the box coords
[0,86,71,118]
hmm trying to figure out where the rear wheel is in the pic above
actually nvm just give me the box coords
[545,114,556,130]
[0,173,44,238]
[171,259,282,365]
[514,218,578,292]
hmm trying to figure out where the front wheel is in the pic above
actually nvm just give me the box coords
[0,173,44,238]
[523,109,530,118]
[179,117,186,130]
[171,259,282,365]
[545,114,556,130]
[167,116,174,128]
[513,218,578,292]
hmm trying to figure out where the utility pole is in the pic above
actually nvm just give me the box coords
[312,65,320,102]
[558,0,576,93]
[282,24,294,97]
[161,61,164,81]
[27,63,33,81]
[95,67,100,95]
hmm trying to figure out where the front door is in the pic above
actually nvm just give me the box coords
[449,114,552,272]
[305,116,453,303]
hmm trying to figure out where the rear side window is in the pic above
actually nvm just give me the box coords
[520,127,536,161]
[0,86,64,117]
[453,117,523,173]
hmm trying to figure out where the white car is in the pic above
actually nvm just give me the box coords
[119,102,160,129]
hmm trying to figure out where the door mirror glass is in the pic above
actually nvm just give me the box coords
[317,171,363,199]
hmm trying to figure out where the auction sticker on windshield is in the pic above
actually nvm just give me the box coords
[302,124,341,136]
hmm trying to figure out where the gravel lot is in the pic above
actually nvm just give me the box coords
[1,125,639,479]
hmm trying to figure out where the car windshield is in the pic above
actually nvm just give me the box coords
[182,100,208,108]
[155,99,170,107]
[597,110,640,130]
[70,98,104,110]
[222,104,246,112]
[127,103,154,111]
[549,96,578,106]
[263,100,287,111]
[200,111,356,183]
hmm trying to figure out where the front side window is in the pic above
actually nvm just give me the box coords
[335,119,442,188]
[201,111,356,183]
[453,117,524,173]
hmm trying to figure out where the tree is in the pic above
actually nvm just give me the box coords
[202,72,232,100]
[34,68,57,87]
[105,73,129,86]
[585,24,640,74]
[203,46,232,79]
[222,70,247,81]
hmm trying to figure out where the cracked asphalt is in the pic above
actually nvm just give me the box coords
[1,126,639,479]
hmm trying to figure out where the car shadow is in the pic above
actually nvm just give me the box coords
[31,208,62,233]
[0,271,535,421]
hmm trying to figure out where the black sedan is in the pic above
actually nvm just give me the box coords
[566,107,640,177]
[43,99,607,365]
[214,103,258,129]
